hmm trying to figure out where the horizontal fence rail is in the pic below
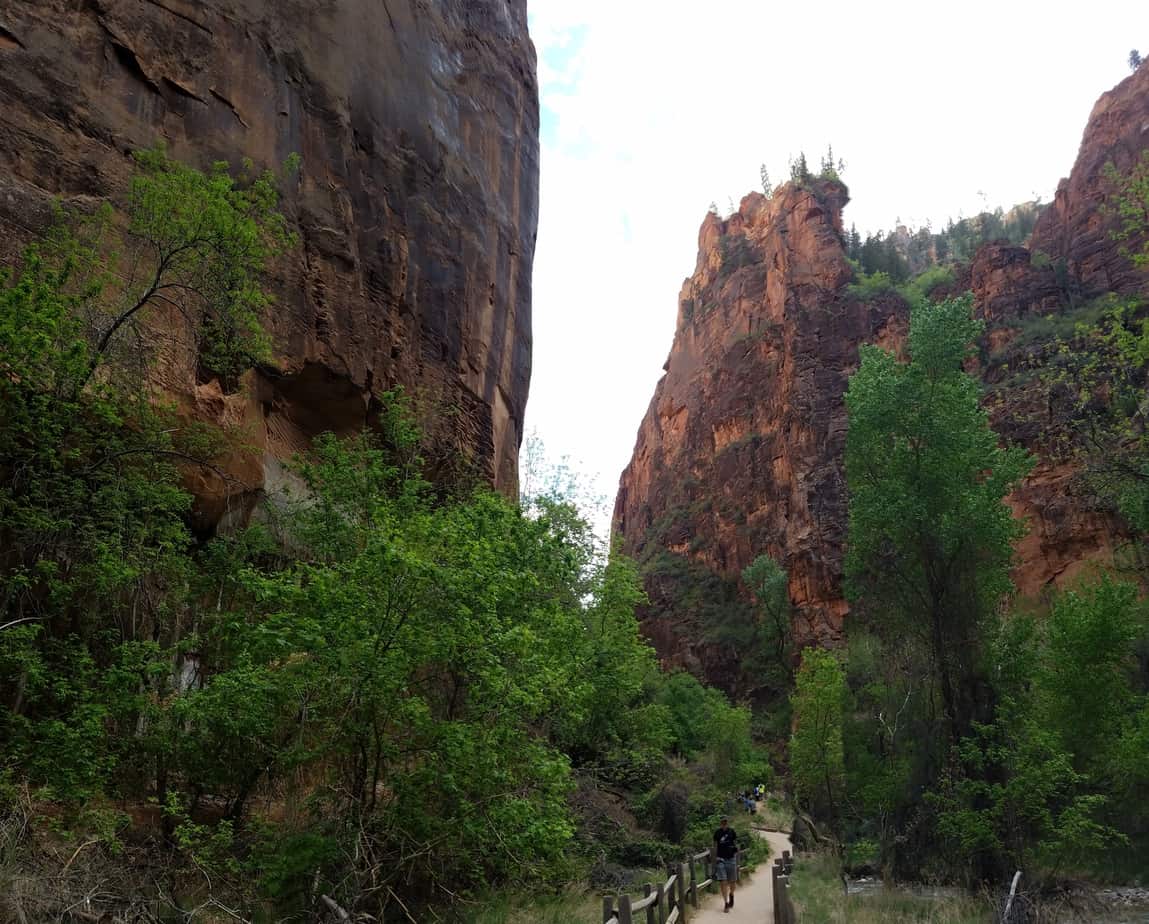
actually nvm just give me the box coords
[603,847,747,924]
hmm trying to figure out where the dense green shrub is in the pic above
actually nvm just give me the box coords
[846,270,896,301]
[898,264,955,309]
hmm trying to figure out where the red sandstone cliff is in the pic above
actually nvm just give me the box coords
[614,180,907,687]
[616,69,1149,692]
[1032,64,1149,297]
[0,0,538,522]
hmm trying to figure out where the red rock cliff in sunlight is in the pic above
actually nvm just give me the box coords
[0,0,538,525]
[613,180,908,687]
[616,71,1148,693]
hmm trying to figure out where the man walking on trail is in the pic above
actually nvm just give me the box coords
[714,816,738,912]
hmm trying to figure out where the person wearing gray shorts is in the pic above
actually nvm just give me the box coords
[713,816,738,912]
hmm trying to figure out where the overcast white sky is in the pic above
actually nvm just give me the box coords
[523,0,1149,526]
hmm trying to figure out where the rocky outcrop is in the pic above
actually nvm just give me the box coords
[0,0,538,522]
[967,242,1064,324]
[1031,64,1149,296]
[617,72,1148,692]
[613,181,908,687]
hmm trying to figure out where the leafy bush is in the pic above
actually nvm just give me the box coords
[999,293,1120,353]
[846,271,896,301]
[898,264,955,309]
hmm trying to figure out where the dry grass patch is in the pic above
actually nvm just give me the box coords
[789,852,993,924]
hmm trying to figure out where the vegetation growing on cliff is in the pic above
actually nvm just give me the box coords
[847,202,1043,285]
[796,293,1149,889]
[1105,149,1149,270]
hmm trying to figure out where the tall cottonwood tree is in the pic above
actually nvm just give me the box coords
[790,648,846,833]
[843,295,1031,742]
[742,554,793,694]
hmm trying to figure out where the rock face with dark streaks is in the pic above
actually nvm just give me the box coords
[0,0,538,524]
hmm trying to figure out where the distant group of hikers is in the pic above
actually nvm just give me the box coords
[711,784,767,913]
[737,783,766,814]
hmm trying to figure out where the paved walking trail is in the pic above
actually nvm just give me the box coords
[691,829,792,923]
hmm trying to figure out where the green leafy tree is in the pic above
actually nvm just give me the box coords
[0,149,297,804]
[844,295,1032,741]
[71,147,297,391]
[1037,303,1149,548]
[760,163,773,198]
[789,152,811,184]
[656,670,722,759]
[1131,49,1143,71]
[932,578,1146,880]
[1104,149,1149,270]
[741,554,794,694]
[842,630,918,878]
[790,648,846,832]
[1040,578,1148,778]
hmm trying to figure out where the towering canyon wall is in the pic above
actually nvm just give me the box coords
[615,66,1149,693]
[614,180,907,690]
[0,0,538,523]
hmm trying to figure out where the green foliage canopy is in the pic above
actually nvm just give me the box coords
[789,648,845,828]
[845,295,1032,738]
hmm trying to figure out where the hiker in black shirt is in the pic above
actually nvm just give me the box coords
[713,816,738,912]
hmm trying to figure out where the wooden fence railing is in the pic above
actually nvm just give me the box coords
[601,847,746,924]
[772,849,796,924]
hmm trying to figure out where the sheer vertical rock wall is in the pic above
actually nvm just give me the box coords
[0,0,539,523]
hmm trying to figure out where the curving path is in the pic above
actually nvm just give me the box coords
[690,829,792,923]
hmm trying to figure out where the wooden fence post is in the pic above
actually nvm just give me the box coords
[655,882,665,924]
[688,856,698,908]
[640,884,652,924]
[677,862,689,921]
[618,894,633,924]
[603,895,614,922]
[775,859,785,924]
